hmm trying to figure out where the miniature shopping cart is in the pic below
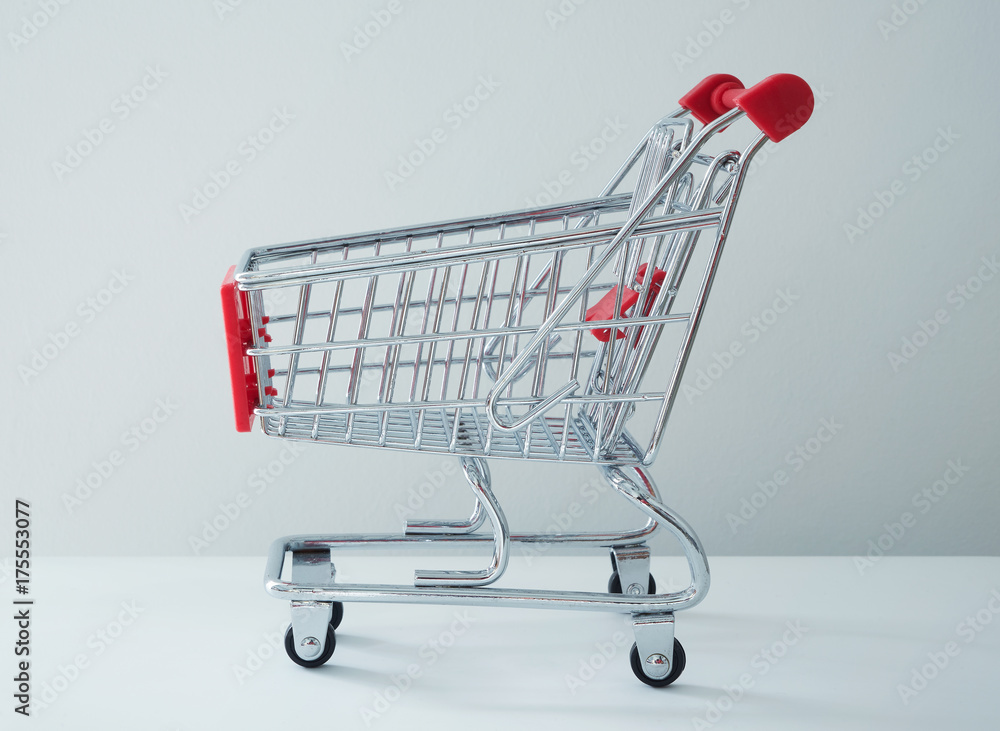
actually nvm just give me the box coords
[221,73,813,686]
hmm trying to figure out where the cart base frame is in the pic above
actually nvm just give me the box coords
[264,463,709,685]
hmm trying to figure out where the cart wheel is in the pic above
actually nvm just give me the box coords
[330,601,344,630]
[284,624,336,668]
[630,638,686,687]
[608,571,656,595]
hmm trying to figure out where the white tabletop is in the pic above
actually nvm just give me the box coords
[11,556,998,729]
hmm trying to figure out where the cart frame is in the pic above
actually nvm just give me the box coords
[222,73,814,685]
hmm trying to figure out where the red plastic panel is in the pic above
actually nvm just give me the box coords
[221,265,258,432]
[586,264,666,343]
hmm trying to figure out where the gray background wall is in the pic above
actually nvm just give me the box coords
[2,0,997,558]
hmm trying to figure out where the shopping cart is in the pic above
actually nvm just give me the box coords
[221,73,813,686]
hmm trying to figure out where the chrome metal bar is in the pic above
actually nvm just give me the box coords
[598,152,740,454]
[439,259,469,402]
[377,237,414,406]
[279,251,316,437]
[598,107,687,198]
[602,464,709,609]
[267,573,704,614]
[485,108,745,433]
[642,133,769,465]
[236,209,723,290]
[276,349,600,380]
[408,233,443,404]
[405,472,487,536]
[310,248,348,439]
[248,312,691,358]
[257,391,667,418]
[262,462,708,613]
[413,458,509,587]
[345,242,381,442]
[238,193,636,271]
[264,280,612,326]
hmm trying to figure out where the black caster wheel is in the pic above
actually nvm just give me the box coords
[630,638,686,687]
[330,601,344,630]
[284,624,336,668]
[608,571,656,595]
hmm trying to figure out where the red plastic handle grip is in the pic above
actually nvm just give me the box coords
[680,73,813,142]
[679,74,744,126]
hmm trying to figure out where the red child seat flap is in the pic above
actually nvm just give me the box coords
[586,263,667,344]
[221,265,259,432]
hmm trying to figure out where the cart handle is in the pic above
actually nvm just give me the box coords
[485,107,742,432]
[680,73,813,142]
[486,74,814,433]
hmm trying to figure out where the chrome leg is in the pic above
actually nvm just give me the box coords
[404,459,487,535]
[413,457,510,587]
[602,464,710,606]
